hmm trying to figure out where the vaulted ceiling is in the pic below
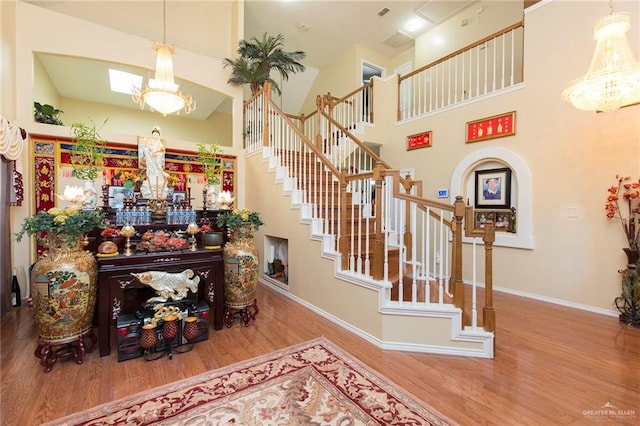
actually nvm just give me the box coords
[25,0,492,119]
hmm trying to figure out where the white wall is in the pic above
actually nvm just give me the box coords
[375,0,640,314]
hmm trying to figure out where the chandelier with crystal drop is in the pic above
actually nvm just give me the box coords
[132,0,196,116]
[561,0,640,112]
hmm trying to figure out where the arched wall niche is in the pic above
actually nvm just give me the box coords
[450,147,535,249]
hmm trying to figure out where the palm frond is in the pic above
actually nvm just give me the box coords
[223,32,306,96]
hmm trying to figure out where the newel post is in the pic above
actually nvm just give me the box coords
[483,222,496,335]
[315,95,323,151]
[452,196,466,324]
[338,177,350,271]
[371,162,385,280]
[262,82,271,148]
[324,93,337,150]
[402,173,415,260]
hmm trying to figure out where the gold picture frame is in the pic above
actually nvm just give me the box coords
[473,208,516,233]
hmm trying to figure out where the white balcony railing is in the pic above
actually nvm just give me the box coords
[398,22,524,121]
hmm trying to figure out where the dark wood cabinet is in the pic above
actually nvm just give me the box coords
[96,248,223,357]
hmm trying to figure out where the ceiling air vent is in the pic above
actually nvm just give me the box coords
[382,31,414,48]
[378,7,390,17]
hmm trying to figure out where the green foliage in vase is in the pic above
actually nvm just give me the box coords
[14,206,105,245]
[197,143,222,185]
[33,102,64,125]
[216,208,264,232]
[70,118,108,181]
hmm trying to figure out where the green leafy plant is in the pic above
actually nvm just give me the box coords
[222,33,306,96]
[34,102,64,125]
[197,143,222,185]
[14,206,104,245]
[70,119,108,181]
[216,208,264,232]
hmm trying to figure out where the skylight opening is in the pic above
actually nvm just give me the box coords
[405,17,426,33]
[109,69,142,95]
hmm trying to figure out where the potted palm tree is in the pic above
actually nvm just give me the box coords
[70,118,108,209]
[222,33,306,96]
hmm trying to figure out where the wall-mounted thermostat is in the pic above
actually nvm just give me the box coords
[437,189,448,198]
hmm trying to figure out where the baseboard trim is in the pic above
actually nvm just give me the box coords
[464,280,619,318]
[259,278,493,358]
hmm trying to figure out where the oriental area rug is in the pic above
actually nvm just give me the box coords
[48,338,451,425]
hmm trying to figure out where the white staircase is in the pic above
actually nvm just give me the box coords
[253,144,495,358]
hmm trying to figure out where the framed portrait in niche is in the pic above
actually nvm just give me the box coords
[474,167,511,209]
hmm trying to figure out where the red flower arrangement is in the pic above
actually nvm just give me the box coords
[136,230,188,252]
[605,175,640,250]
[100,226,120,237]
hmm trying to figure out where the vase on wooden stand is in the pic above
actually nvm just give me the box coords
[223,222,259,327]
[615,248,640,327]
[31,232,98,371]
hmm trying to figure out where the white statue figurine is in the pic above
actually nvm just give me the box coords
[139,126,169,200]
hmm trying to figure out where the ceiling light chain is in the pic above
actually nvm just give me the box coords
[162,0,167,45]
[132,0,195,116]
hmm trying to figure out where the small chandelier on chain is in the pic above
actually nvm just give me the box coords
[132,0,196,116]
[561,0,640,112]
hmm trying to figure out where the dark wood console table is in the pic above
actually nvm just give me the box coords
[96,248,223,357]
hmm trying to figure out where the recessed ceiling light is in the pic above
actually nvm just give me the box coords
[405,17,426,33]
[109,69,142,95]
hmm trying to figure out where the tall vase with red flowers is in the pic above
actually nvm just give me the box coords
[606,175,640,265]
[606,174,640,327]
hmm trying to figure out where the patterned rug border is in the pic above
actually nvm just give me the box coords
[48,337,454,425]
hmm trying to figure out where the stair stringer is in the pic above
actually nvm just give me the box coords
[259,149,494,358]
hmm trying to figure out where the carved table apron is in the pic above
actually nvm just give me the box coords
[96,249,223,357]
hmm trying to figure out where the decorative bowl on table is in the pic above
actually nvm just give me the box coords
[135,230,189,252]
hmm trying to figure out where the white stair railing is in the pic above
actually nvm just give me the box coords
[246,82,496,338]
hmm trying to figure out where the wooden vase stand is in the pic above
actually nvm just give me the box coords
[34,330,97,372]
[142,337,194,362]
[616,263,640,327]
[224,300,259,327]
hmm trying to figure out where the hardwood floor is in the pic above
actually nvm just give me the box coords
[2,283,639,425]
